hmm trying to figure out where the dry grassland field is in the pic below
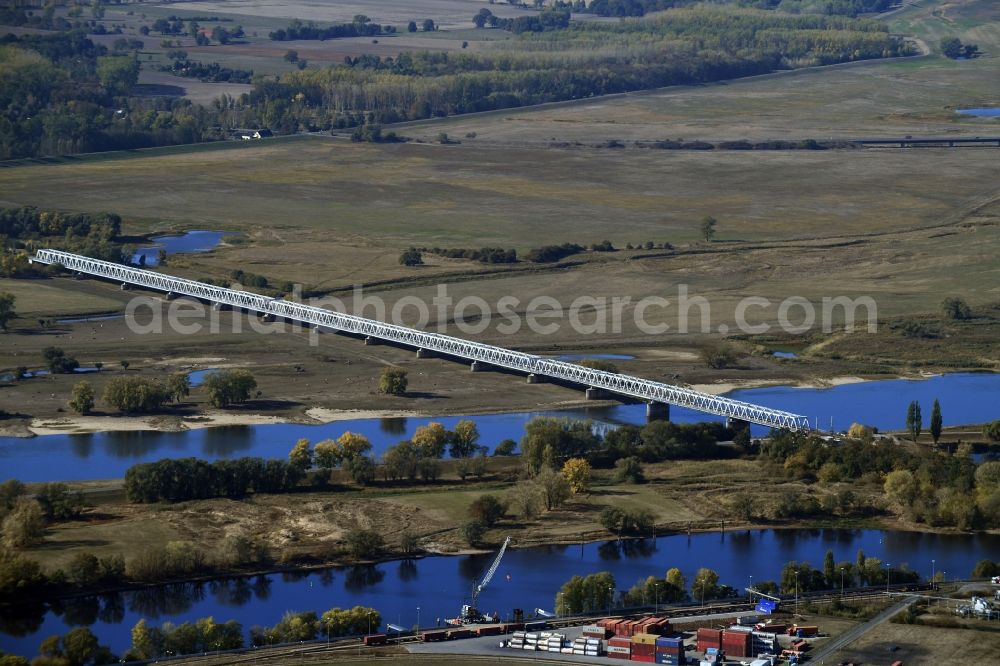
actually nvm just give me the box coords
[826,620,1000,665]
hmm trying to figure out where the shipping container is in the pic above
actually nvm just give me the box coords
[633,633,660,645]
[525,621,548,631]
[503,622,525,633]
[631,655,656,663]
[631,644,656,657]
[609,653,631,660]
[421,630,447,642]
[362,634,387,646]
[448,628,474,640]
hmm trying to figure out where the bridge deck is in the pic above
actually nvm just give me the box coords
[31,249,810,431]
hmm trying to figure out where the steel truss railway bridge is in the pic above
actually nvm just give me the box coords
[32,249,811,431]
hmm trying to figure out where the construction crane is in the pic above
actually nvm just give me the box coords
[454,536,512,624]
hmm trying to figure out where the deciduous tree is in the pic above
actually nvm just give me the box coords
[0,292,15,331]
[378,367,407,395]
[69,380,95,414]
[562,458,592,494]
[700,215,717,241]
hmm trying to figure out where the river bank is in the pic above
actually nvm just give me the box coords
[0,374,899,438]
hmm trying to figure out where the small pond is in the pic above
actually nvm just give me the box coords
[956,108,1000,117]
[132,230,236,266]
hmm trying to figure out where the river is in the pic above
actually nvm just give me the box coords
[1,528,995,657]
[1,372,997,482]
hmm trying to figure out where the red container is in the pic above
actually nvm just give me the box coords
[631,655,655,663]
[501,623,524,633]
[421,630,447,642]
[631,644,655,656]
[609,637,632,647]
[609,652,631,660]
[447,629,474,640]
[723,637,750,658]
[697,628,723,642]
[362,633,387,646]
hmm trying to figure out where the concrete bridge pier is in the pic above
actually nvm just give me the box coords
[470,361,485,372]
[527,373,546,384]
[120,282,129,290]
[416,348,434,359]
[646,402,670,421]
[164,292,175,300]
[586,387,612,400]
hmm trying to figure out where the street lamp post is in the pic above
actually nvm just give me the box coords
[417,606,421,631]
[932,559,936,589]
[794,570,799,617]
[840,567,845,596]
[886,563,891,594]
[608,586,614,614]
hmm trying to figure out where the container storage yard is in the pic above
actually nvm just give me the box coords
[406,612,821,664]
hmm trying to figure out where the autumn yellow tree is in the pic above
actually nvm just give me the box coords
[314,432,371,468]
[288,438,312,470]
[562,458,592,494]
[412,422,448,458]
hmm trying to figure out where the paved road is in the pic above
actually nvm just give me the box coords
[806,597,914,664]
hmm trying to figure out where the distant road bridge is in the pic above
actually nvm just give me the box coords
[31,249,811,431]
[855,135,1000,148]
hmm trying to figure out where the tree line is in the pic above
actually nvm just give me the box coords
[0,206,127,272]
[556,544,922,616]
[472,8,571,33]
[269,16,394,41]
[124,457,305,502]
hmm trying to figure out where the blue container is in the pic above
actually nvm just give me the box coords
[656,637,683,647]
